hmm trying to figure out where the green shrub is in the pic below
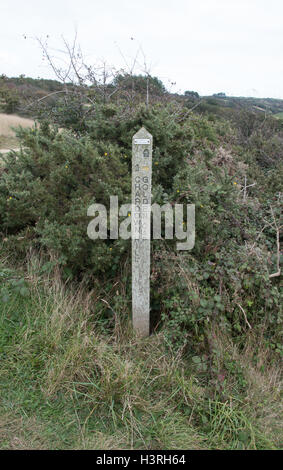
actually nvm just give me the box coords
[0,103,281,349]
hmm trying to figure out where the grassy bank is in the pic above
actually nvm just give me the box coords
[0,257,281,450]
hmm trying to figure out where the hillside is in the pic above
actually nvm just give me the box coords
[196,95,283,118]
[0,75,64,116]
[2,75,283,119]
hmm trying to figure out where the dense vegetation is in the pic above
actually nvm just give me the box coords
[0,73,282,449]
[2,73,283,118]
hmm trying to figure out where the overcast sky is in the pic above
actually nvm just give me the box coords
[1,0,283,98]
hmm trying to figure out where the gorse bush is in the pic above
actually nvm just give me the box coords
[0,102,282,350]
[0,104,223,275]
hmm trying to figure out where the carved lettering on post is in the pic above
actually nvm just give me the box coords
[132,127,153,336]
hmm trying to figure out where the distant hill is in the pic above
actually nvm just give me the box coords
[0,75,64,116]
[1,74,283,119]
[197,94,283,117]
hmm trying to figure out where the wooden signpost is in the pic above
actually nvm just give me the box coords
[132,127,153,337]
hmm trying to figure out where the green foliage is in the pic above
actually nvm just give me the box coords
[184,90,199,99]
[0,266,29,302]
[0,121,130,277]
[113,73,166,96]
[0,105,223,278]
[0,97,282,352]
[0,85,20,113]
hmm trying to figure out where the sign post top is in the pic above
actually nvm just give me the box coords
[132,126,152,141]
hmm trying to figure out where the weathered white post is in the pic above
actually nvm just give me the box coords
[132,127,153,337]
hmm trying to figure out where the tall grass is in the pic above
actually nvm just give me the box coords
[0,257,282,449]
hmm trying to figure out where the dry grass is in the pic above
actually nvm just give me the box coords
[207,327,283,448]
[0,113,34,156]
[0,113,34,137]
[0,413,48,450]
